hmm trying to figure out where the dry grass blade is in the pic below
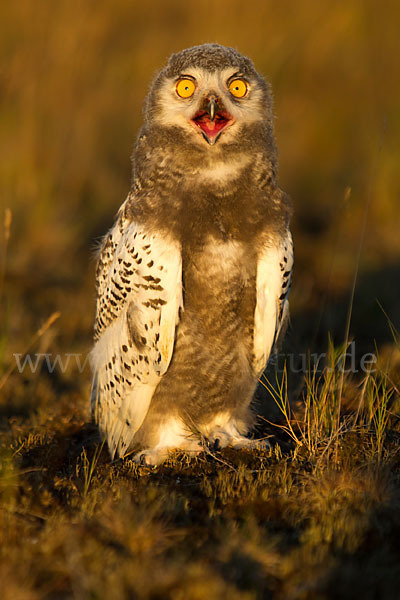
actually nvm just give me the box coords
[338,119,387,407]
[0,208,12,322]
[0,311,61,391]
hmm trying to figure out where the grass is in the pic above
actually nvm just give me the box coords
[261,344,398,465]
[1,1,400,597]
[0,366,399,599]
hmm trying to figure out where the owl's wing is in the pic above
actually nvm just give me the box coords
[253,230,293,376]
[90,206,182,458]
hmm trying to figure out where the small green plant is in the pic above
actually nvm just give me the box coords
[78,441,105,498]
[261,339,396,465]
[362,372,392,460]
[260,343,346,458]
[259,364,301,446]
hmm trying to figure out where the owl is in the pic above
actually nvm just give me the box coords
[90,44,293,465]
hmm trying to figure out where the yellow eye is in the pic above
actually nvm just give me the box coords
[176,78,196,98]
[228,78,248,98]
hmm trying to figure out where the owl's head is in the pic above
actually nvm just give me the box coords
[144,44,273,148]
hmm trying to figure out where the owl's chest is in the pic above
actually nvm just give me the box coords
[182,236,257,327]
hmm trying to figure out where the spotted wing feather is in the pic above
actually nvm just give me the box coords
[90,205,182,458]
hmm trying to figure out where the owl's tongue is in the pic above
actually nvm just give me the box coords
[192,110,232,139]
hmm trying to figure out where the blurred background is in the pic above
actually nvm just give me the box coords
[1,0,399,411]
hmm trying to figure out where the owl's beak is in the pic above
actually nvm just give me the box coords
[191,93,234,145]
[207,96,217,122]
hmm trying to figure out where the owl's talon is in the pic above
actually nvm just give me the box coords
[213,438,221,451]
[207,429,271,452]
[132,447,170,466]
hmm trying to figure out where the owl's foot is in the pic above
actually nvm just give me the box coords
[132,441,203,467]
[208,431,270,452]
[132,447,169,466]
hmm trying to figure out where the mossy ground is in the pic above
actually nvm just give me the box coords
[1,385,400,599]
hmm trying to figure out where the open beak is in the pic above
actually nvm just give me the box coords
[191,94,234,145]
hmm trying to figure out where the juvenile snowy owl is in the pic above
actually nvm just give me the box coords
[90,44,293,465]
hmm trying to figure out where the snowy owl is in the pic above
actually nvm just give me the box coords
[90,44,293,465]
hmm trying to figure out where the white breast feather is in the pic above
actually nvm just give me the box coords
[253,231,293,376]
[90,208,182,458]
